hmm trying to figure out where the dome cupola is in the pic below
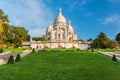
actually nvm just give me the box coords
[54,8,66,25]
[68,21,73,32]
[47,22,52,32]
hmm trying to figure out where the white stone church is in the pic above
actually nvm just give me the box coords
[23,8,90,50]
[46,8,77,42]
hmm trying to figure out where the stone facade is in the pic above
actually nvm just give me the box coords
[46,8,77,41]
[29,41,90,50]
[23,41,90,50]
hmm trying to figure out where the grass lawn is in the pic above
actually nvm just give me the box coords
[0,51,120,80]
[98,49,120,52]
[3,48,31,53]
[44,48,77,51]
[98,49,115,52]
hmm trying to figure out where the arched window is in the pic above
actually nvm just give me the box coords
[58,34,60,39]
[59,27,60,31]
[48,32,50,35]
[69,32,71,34]
[63,33,65,39]
[69,38,72,41]
[48,38,50,40]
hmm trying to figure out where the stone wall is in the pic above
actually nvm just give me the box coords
[28,41,90,50]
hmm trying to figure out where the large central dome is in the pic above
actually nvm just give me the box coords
[54,8,66,24]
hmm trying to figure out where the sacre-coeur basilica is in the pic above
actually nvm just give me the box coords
[23,8,90,50]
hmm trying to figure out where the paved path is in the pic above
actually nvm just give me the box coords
[0,50,32,65]
[97,51,120,62]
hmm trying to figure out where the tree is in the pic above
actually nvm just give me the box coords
[87,38,93,42]
[26,34,31,42]
[0,9,10,48]
[116,32,120,45]
[7,26,30,48]
[97,32,109,48]
[79,39,84,42]
[0,23,10,48]
[0,9,9,23]
[32,37,40,41]
[32,36,47,41]
[107,40,117,49]
[91,32,115,49]
[0,20,3,34]
[9,26,28,41]
[39,36,47,41]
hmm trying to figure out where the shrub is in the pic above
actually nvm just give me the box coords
[43,48,46,52]
[0,48,3,53]
[22,48,26,50]
[32,48,35,52]
[72,46,76,49]
[51,50,60,52]
[91,48,94,52]
[77,48,80,51]
[112,54,117,61]
[15,54,21,62]
[43,48,45,51]
[44,46,49,49]
[7,55,14,64]
[66,50,74,52]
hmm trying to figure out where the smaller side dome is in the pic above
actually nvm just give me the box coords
[47,22,52,32]
[68,21,73,32]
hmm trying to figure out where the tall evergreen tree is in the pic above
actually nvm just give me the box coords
[91,32,116,49]
[15,54,21,62]
[7,55,14,64]
[116,32,120,45]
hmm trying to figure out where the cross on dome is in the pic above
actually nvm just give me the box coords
[54,8,66,24]
[59,8,62,15]
[68,20,71,24]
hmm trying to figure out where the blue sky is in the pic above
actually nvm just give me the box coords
[0,0,120,41]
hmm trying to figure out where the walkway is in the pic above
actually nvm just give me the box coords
[0,50,32,65]
[97,51,120,62]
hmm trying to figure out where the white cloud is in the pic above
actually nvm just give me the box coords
[100,14,120,32]
[101,14,120,24]
[64,0,93,17]
[29,28,46,37]
[64,0,87,10]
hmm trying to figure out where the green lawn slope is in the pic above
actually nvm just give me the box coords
[0,51,120,80]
